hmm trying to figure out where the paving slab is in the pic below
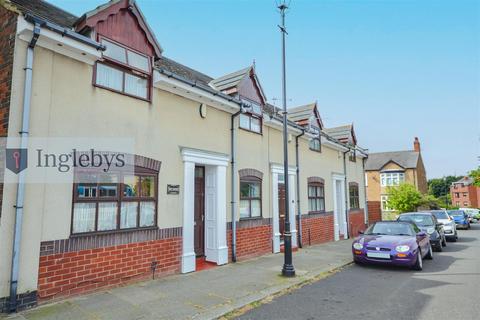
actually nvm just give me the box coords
[2,239,353,320]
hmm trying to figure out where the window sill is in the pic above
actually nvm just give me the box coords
[239,216,263,221]
[93,83,151,103]
[70,226,159,238]
[308,211,327,215]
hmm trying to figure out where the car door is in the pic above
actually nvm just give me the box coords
[413,224,428,253]
[433,216,444,238]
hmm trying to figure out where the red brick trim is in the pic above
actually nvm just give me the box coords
[40,227,182,256]
[367,201,382,223]
[349,209,366,237]
[348,181,359,187]
[301,213,334,246]
[238,168,263,180]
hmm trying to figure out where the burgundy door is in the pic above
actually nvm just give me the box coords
[194,166,205,257]
[278,183,286,241]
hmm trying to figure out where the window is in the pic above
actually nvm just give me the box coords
[464,201,468,206]
[381,195,393,211]
[239,177,262,218]
[455,192,460,198]
[380,172,405,187]
[463,192,468,197]
[308,182,325,213]
[309,138,321,152]
[349,150,356,162]
[72,168,157,234]
[349,183,360,209]
[94,37,151,100]
[239,101,263,133]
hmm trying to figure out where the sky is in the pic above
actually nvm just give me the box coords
[48,0,480,179]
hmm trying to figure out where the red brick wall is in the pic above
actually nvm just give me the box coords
[0,5,18,218]
[227,224,272,261]
[300,213,334,246]
[37,237,181,303]
[368,201,382,223]
[349,209,366,237]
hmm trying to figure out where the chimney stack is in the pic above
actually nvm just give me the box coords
[413,137,421,152]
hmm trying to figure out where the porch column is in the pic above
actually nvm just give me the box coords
[182,161,196,273]
[271,172,280,253]
[288,172,297,247]
[215,165,228,265]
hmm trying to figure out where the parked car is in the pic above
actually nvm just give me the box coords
[448,210,470,229]
[397,212,446,251]
[352,221,432,271]
[460,208,479,223]
[428,210,457,242]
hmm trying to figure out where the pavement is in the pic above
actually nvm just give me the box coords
[2,239,353,320]
[237,224,480,320]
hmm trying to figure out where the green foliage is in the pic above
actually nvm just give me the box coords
[427,176,462,198]
[469,168,480,187]
[386,183,424,213]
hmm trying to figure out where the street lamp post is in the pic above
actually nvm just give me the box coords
[278,1,295,277]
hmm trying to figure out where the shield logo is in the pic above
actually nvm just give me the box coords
[376,247,380,251]
[6,148,28,174]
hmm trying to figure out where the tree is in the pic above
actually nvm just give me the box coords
[427,176,462,198]
[469,168,480,187]
[386,183,424,213]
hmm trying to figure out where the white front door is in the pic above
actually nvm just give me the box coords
[204,166,217,262]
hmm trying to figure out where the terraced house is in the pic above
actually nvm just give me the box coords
[0,0,368,312]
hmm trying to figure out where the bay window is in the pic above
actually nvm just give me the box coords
[72,168,158,234]
[94,37,151,100]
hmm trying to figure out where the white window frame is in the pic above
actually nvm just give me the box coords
[381,195,393,211]
[380,172,405,187]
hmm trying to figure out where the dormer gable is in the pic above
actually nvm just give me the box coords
[288,102,324,131]
[209,66,266,106]
[75,0,162,58]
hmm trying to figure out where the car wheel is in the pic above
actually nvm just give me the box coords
[425,244,433,260]
[436,241,443,252]
[412,250,423,271]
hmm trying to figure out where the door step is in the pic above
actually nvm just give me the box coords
[195,257,217,271]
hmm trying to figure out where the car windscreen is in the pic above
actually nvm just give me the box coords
[448,210,464,217]
[398,214,434,227]
[431,211,449,219]
[364,223,414,236]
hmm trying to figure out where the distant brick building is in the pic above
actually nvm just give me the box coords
[450,177,480,208]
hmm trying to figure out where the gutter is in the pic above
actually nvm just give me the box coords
[23,14,106,51]
[8,22,40,313]
[295,129,305,248]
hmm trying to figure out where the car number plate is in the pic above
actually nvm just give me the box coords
[367,252,390,259]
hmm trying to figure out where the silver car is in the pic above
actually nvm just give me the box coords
[428,210,458,242]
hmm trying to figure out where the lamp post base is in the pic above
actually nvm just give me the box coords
[281,264,296,277]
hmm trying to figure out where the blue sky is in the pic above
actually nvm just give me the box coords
[49,0,479,178]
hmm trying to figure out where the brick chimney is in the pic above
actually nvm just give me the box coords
[413,137,421,152]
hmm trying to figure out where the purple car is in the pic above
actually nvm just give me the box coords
[352,221,433,270]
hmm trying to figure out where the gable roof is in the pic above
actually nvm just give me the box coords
[288,102,324,129]
[452,177,474,186]
[9,0,78,28]
[209,66,267,103]
[324,124,356,145]
[74,0,163,57]
[365,150,420,171]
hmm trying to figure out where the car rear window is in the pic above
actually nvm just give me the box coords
[398,214,434,226]
[431,211,449,219]
[448,210,464,217]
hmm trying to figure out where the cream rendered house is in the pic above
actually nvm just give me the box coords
[0,0,368,312]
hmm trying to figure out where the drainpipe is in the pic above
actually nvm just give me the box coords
[230,110,241,262]
[8,22,41,313]
[343,149,350,239]
[362,156,369,225]
[295,130,305,248]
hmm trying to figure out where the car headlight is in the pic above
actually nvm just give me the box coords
[353,243,363,250]
[427,227,435,234]
[395,245,410,253]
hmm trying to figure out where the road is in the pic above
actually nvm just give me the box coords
[236,224,480,320]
